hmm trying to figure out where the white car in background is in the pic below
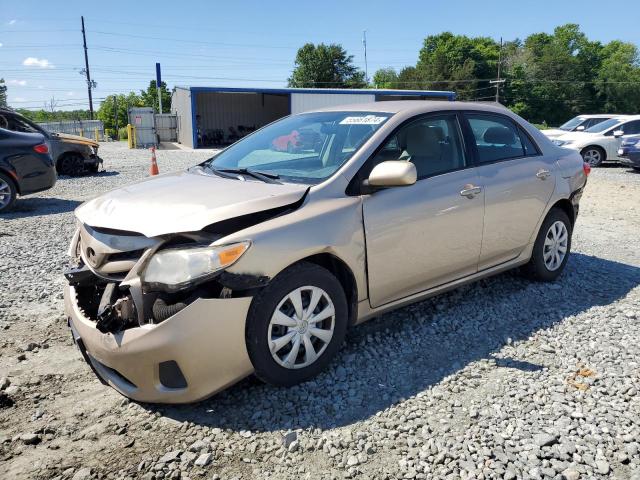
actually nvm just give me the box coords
[542,114,617,140]
[553,115,640,166]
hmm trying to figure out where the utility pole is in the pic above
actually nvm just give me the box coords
[113,95,119,140]
[155,63,163,113]
[490,37,505,103]
[81,16,94,119]
[362,30,368,85]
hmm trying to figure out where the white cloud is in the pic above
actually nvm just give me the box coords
[8,79,27,86]
[14,97,26,102]
[22,57,54,69]
[8,19,17,26]
[67,91,74,96]
[0,43,3,48]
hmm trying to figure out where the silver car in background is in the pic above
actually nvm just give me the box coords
[64,101,588,403]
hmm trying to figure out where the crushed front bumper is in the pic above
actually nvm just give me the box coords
[64,285,254,403]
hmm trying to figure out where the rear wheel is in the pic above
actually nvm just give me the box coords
[523,208,572,282]
[581,146,605,167]
[0,172,17,213]
[246,262,348,386]
[58,154,85,176]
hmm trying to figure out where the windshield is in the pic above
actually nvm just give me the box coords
[585,118,621,133]
[559,117,585,131]
[205,111,391,184]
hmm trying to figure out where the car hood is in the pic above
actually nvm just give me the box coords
[75,170,309,237]
[541,128,568,138]
[554,131,598,143]
[53,133,99,148]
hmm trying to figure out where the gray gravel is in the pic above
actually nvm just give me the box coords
[0,143,639,479]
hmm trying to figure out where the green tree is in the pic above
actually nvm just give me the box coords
[416,32,500,99]
[0,78,7,107]
[372,24,640,125]
[16,108,91,122]
[373,68,399,89]
[97,92,144,131]
[140,80,171,113]
[288,43,366,88]
[595,40,640,113]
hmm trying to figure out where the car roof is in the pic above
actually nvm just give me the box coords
[610,115,640,121]
[304,100,515,116]
[576,114,618,118]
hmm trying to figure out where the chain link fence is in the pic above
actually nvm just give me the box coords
[37,120,105,140]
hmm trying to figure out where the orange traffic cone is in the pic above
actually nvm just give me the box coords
[150,146,159,176]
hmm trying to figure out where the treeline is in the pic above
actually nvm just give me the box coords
[16,109,92,122]
[372,24,640,124]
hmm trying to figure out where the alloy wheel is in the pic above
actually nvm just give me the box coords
[268,286,335,369]
[543,220,568,271]
[0,177,12,210]
[583,149,602,167]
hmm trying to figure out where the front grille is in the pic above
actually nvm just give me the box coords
[77,224,159,279]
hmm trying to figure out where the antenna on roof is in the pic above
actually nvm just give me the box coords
[362,30,368,86]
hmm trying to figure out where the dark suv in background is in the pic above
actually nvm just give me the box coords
[0,127,57,212]
[0,107,103,176]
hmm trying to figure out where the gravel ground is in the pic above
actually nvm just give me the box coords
[0,141,639,480]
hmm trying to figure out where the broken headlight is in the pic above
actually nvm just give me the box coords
[143,241,250,292]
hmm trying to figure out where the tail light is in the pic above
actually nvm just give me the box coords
[583,162,591,177]
[33,143,49,154]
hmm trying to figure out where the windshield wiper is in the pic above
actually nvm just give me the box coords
[218,168,282,184]
[194,165,243,180]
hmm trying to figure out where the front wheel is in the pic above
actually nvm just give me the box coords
[245,262,348,387]
[522,208,572,282]
[581,146,605,167]
[58,154,85,176]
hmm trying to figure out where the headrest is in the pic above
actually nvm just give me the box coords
[484,126,516,145]
[405,125,440,157]
[429,126,445,141]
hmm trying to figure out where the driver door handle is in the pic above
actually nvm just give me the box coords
[536,169,551,180]
[460,185,482,198]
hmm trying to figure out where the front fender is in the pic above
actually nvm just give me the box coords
[220,194,367,302]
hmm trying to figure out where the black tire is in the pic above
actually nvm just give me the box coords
[246,262,348,387]
[522,207,572,282]
[0,172,18,213]
[581,146,605,167]
[57,154,85,176]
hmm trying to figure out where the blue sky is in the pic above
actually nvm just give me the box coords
[2,0,639,110]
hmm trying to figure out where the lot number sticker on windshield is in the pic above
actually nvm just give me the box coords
[340,115,387,125]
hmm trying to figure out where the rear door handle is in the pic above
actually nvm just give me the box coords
[460,185,482,198]
[536,169,551,180]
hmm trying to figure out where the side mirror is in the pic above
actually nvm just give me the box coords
[576,125,585,131]
[367,161,417,188]
[613,130,624,138]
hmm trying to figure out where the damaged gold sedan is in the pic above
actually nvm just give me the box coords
[64,102,588,403]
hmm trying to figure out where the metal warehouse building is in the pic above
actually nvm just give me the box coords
[171,86,456,148]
